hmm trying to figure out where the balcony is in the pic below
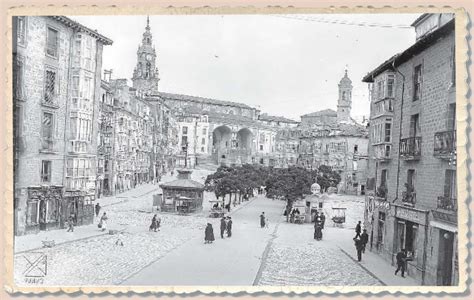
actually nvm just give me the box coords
[437,196,457,211]
[401,184,416,206]
[374,144,392,162]
[400,137,421,160]
[434,130,456,160]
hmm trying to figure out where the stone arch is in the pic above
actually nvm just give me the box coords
[236,128,253,150]
[212,125,232,152]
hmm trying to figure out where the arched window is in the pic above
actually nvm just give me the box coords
[146,62,151,78]
[147,38,150,44]
[342,91,346,101]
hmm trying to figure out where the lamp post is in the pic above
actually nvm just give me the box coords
[183,141,189,168]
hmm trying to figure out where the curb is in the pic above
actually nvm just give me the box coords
[252,217,282,286]
[15,227,126,255]
[338,247,387,286]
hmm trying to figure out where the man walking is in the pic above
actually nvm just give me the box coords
[354,237,364,262]
[66,214,74,232]
[360,229,369,253]
[395,249,407,277]
[320,212,326,229]
[260,212,266,228]
[355,221,362,239]
[226,217,233,237]
[220,217,227,238]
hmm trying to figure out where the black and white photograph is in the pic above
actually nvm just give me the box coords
[7,9,468,292]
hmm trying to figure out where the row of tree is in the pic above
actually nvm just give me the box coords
[204,164,341,212]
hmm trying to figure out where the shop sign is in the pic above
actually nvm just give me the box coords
[396,205,427,224]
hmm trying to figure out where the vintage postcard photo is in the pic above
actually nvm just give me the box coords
[4,5,470,295]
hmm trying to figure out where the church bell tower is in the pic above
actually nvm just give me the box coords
[132,16,159,95]
[337,69,352,123]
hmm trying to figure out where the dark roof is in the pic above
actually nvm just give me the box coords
[362,19,454,83]
[160,179,205,190]
[259,113,299,124]
[411,13,429,26]
[157,92,253,109]
[52,16,113,45]
[301,109,337,118]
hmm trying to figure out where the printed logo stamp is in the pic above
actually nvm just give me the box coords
[22,252,47,284]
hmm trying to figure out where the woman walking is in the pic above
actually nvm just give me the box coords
[204,223,215,244]
[99,212,108,232]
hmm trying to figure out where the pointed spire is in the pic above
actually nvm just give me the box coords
[146,15,150,30]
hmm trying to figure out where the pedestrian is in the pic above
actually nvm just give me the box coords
[99,212,108,232]
[204,223,215,244]
[226,217,233,237]
[320,212,326,229]
[225,203,231,213]
[67,214,74,232]
[395,249,407,277]
[260,212,266,228]
[220,217,227,239]
[360,229,369,253]
[314,219,322,240]
[150,214,159,232]
[95,202,101,218]
[354,237,364,262]
[355,221,362,239]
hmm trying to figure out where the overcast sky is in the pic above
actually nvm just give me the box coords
[71,14,420,121]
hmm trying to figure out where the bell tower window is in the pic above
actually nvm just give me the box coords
[146,62,151,78]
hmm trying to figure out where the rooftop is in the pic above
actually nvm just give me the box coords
[301,109,337,118]
[258,113,299,124]
[52,16,113,45]
[160,179,205,190]
[157,92,253,110]
[362,18,454,82]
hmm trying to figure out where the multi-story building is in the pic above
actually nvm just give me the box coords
[12,16,112,235]
[108,79,156,193]
[97,76,115,197]
[296,72,369,194]
[363,13,457,285]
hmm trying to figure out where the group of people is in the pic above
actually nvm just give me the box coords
[220,216,233,238]
[353,221,369,261]
[204,216,233,244]
[313,211,325,240]
[149,214,162,232]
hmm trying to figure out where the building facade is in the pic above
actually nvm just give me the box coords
[296,72,369,195]
[363,13,458,286]
[13,16,112,235]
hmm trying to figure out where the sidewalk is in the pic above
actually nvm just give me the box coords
[334,227,419,286]
[14,183,162,254]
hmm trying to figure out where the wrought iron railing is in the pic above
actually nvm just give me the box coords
[434,130,456,158]
[400,137,421,159]
[437,196,457,211]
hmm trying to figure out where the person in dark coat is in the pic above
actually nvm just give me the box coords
[314,219,322,240]
[67,215,74,232]
[355,221,362,239]
[204,223,215,244]
[395,249,407,277]
[360,229,369,253]
[226,217,233,237]
[95,203,101,217]
[220,217,227,238]
[320,212,326,229]
[260,212,266,228]
[354,237,364,261]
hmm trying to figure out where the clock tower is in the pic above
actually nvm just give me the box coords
[132,16,159,95]
[337,69,353,123]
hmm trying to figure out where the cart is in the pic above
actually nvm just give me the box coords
[208,200,225,218]
[331,207,346,227]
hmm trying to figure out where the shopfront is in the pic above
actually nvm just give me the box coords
[365,194,390,253]
[63,190,95,226]
[393,204,429,283]
[426,210,459,286]
[24,186,63,234]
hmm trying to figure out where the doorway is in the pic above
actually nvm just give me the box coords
[437,230,454,285]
